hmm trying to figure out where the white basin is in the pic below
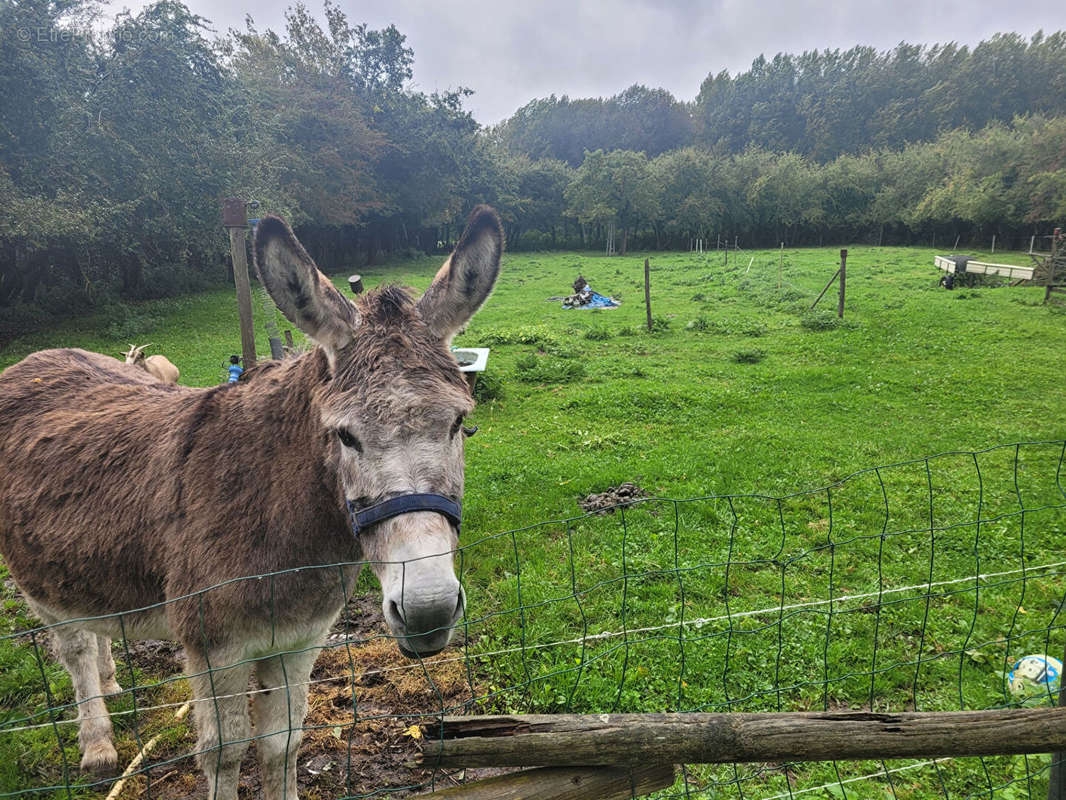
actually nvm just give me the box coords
[451,347,489,372]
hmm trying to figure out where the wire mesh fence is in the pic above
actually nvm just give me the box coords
[1,440,1065,799]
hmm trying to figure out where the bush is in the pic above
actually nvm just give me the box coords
[105,304,163,341]
[584,327,612,341]
[686,316,709,331]
[141,261,218,299]
[0,303,53,342]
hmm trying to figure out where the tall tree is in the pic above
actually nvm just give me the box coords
[566,149,654,254]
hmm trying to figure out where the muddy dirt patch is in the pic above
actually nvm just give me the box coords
[121,614,490,798]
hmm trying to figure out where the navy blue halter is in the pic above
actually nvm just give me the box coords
[347,494,462,539]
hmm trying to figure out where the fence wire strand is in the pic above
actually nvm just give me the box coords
[1,440,1065,799]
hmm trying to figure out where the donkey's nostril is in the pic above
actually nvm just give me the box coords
[388,599,405,625]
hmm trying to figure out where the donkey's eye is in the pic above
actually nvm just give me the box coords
[462,425,478,438]
[450,415,464,438]
[336,429,362,452]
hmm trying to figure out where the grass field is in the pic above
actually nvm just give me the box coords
[1,244,1064,799]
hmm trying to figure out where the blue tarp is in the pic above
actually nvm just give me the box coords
[563,291,619,309]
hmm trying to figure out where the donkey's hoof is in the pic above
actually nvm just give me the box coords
[81,741,119,776]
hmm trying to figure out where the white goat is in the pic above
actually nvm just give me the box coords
[122,343,180,384]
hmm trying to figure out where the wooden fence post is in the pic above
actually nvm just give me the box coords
[1045,228,1061,305]
[644,258,652,331]
[838,249,847,319]
[223,197,256,369]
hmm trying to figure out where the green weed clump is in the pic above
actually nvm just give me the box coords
[648,315,671,332]
[473,371,504,403]
[732,348,766,363]
[514,353,586,383]
[479,324,561,348]
[774,287,806,304]
[800,310,843,331]
[686,316,710,331]
[583,327,612,341]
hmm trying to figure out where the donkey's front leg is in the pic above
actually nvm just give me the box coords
[252,648,319,800]
[52,627,118,775]
[187,649,254,800]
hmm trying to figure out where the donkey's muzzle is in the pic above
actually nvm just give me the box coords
[349,493,465,657]
[385,584,466,657]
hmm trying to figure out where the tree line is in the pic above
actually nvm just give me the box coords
[544,116,1066,254]
[497,33,1066,163]
[1,0,1064,326]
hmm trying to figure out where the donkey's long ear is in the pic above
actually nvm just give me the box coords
[416,205,503,343]
[254,216,358,354]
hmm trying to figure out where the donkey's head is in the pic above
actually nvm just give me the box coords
[254,206,502,657]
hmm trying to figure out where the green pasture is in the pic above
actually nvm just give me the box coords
[1,244,1064,799]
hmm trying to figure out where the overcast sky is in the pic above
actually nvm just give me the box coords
[101,0,1064,124]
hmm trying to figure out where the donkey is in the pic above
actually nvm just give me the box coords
[0,206,503,800]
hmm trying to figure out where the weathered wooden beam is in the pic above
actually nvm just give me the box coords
[223,197,256,368]
[809,267,840,310]
[422,709,1066,769]
[837,249,847,319]
[416,764,676,799]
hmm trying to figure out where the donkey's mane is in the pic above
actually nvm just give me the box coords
[237,285,421,383]
[358,284,416,326]
[237,358,287,382]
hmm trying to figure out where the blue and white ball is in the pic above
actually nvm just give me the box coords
[1008,654,1062,699]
